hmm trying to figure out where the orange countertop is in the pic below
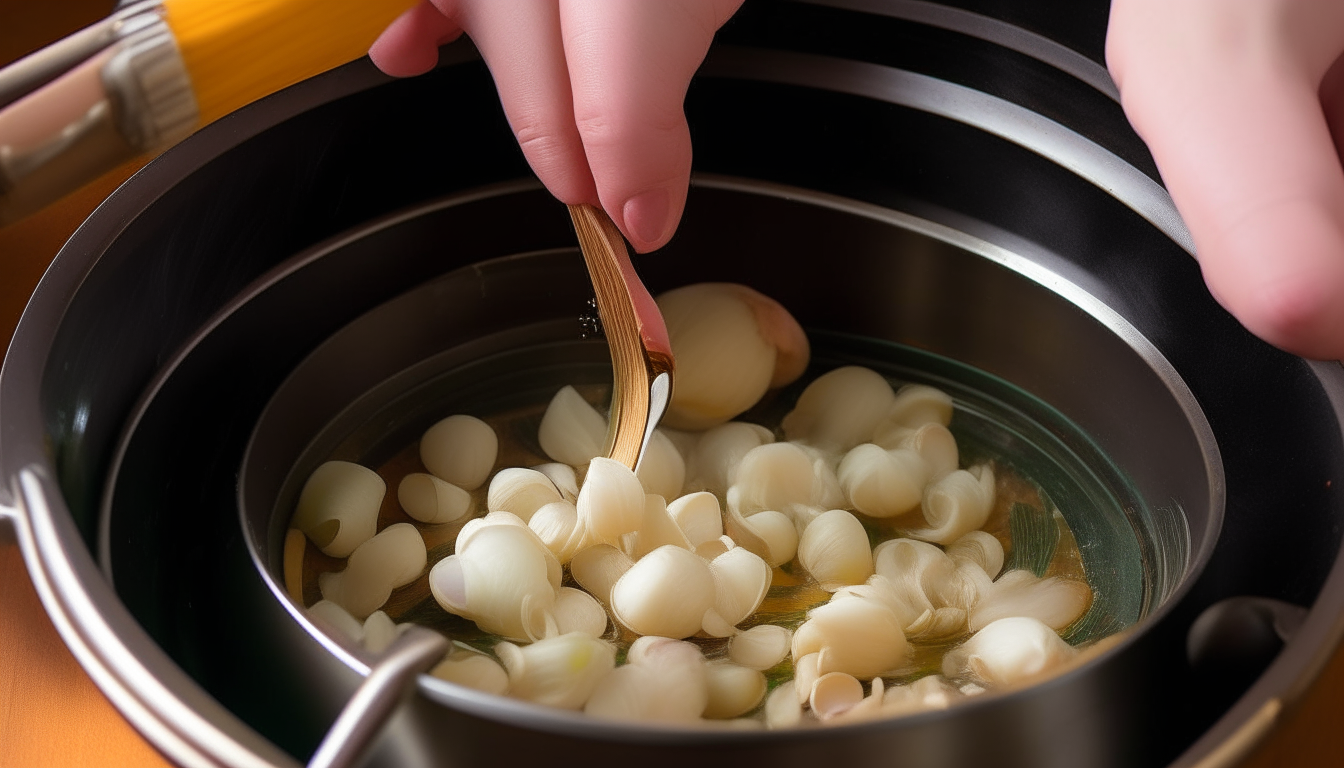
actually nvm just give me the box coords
[1,4,1342,768]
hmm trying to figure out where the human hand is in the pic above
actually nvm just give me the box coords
[369,0,744,253]
[1107,0,1344,360]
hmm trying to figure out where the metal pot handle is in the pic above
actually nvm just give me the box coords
[1,466,447,768]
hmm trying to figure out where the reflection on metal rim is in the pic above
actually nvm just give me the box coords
[699,47,1195,256]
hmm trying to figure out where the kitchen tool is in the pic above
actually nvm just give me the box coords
[568,202,674,470]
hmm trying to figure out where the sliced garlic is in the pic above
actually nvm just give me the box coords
[781,366,896,452]
[397,472,472,525]
[420,414,497,491]
[797,509,874,590]
[703,662,767,719]
[429,523,556,641]
[319,523,427,619]
[635,429,686,500]
[685,421,774,496]
[495,633,616,709]
[726,442,814,515]
[910,464,996,544]
[968,570,1092,632]
[837,444,928,518]
[537,385,607,466]
[943,616,1077,685]
[569,544,634,605]
[576,457,646,547]
[728,624,792,671]
[658,283,807,430]
[609,545,716,638]
[292,460,384,558]
[487,467,562,523]
[793,594,908,678]
[666,491,724,547]
[553,586,609,638]
[430,648,510,696]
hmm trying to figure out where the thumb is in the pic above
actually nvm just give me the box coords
[1109,0,1344,360]
[560,0,744,252]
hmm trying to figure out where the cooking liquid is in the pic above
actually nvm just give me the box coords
[290,381,1095,711]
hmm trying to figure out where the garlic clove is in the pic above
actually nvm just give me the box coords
[726,442,815,515]
[703,662,767,719]
[781,366,896,452]
[496,633,617,709]
[905,607,969,642]
[797,509,874,590]
[532,462,579,502]
[694,535,734,561]
[429,523,556,641]
[576,457,646,547]
[362,610,407,654]
[947,530,1005,578]
[793,652,821,704]
[890,384,955,428]
[553,586,609,638]
[528,501,582,563]
[292,460,384,558]
[318,523,427,619]
[871,537,956,626]
[629,494,694,560]
[666,491,724,547]
[397,472,473,525]
[809,672,864,720]
[881,674,959,717]
[457,511,562,591]
[657,283,805,430]
[837,444,927,518]
[908,463,996,545]
[487,467,563,523]
[420,414,497,491]
[609,545,716,639]
[895,423,959,481]
[742,509,799,567]
[707,546,772,629]
[792,594,909,678]
[764,681,802,729]
[728,624,792,671]
[684,421,774,496]
[635,429,686,500]
[968,570,1092,632]
[569,544,634,605]
[430,648,510,696]
[943,616,1077,685]
[307,599,364,644]
[537,385,608,466]
[585,637,708,723]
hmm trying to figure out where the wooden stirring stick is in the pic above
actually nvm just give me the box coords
[568,203,675,470]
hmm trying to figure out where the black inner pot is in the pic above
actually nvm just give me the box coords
[7,3,1340,767]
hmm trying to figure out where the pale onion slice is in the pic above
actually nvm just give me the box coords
[420,414,497,491]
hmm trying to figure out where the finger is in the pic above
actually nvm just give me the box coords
[561,0,744,252]
[456,0,597,205]
[369,1,464,78]
[1109,1,1344,360]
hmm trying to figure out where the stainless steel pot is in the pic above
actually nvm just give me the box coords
[3,2,1342,767]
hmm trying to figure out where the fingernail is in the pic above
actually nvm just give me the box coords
[622,188,673,249]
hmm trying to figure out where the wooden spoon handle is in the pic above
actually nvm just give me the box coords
[568,203,674,469]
